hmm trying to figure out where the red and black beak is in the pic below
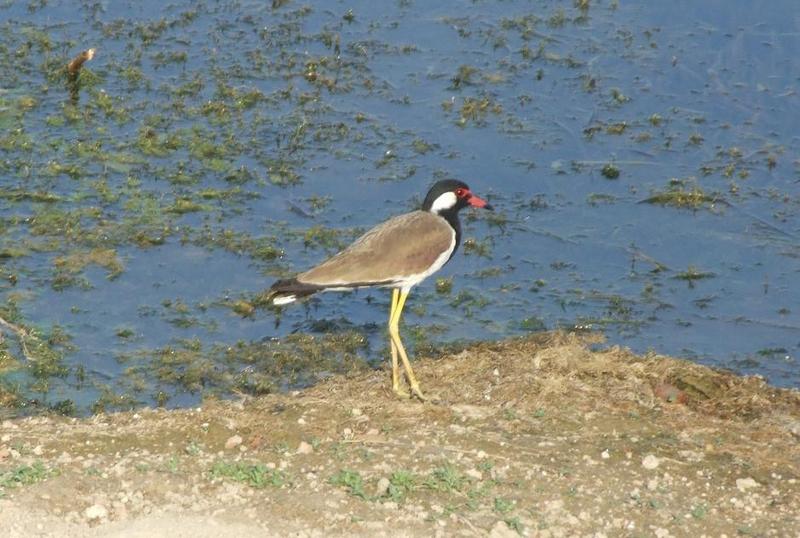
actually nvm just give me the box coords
[467,193,493,211]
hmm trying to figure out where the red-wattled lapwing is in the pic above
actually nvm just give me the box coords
[267,179,493,400]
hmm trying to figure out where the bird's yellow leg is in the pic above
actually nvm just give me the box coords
[389,289,409,398]
[389,289,426,401]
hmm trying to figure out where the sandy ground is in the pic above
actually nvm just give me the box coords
[1,332,799,537]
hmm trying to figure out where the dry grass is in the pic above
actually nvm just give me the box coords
[315,330,798,421]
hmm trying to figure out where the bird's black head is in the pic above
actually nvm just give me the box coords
[421,179,493,215]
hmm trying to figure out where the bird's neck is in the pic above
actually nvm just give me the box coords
[432,208,462,257]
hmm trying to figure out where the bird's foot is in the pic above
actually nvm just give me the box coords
[392,385,411,399]
[409,384,428,402]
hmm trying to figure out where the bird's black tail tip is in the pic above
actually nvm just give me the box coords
[265,278,320,306]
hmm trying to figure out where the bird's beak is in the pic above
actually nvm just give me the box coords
[468,194,493,211]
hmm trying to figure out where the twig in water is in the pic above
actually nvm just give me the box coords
[66,48,97,103]
[67,48,96,76]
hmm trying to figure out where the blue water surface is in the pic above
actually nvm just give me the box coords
[0,0,798,412]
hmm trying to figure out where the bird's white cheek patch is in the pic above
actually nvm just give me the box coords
[430,192,457,213]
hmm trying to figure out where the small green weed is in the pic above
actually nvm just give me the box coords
[494,496,515,514]
[209,461,286,488]
[386,470,417,502]
[505,516,524,534]
[425,464,466,493]
[163,455,180,474]
[330,469,367,499]
[0,462,57,495]
[691,503,707,519]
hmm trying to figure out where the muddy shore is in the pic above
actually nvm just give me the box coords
[1,332,799,537]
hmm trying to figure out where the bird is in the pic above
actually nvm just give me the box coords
[266,179,493,400]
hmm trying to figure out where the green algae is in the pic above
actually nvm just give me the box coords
[674,266,716,287]
[0,189,60,203]
[452,96,503,127]
[111,331,372,406]
[462,238,492,258]
[601,164,620,179]
[191,228,283,262]
[53,248,125,284]
[643,179,717,209]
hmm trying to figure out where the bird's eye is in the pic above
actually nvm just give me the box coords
[455,188,467,197]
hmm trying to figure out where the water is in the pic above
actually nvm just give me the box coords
[0,0,798,414]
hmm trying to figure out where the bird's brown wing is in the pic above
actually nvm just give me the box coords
[297,211,454,287]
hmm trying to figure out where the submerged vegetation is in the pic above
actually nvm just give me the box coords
[643,179,718,209]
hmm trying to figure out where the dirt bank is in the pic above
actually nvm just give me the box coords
[1,332,799,537]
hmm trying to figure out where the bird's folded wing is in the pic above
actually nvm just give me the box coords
[297,211,454,287]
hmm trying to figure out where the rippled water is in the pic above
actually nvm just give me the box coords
[0,0,798,414]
